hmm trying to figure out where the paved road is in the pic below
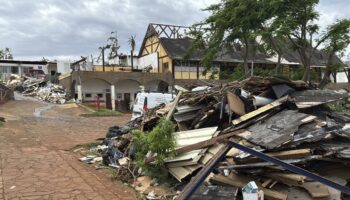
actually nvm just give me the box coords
[0,98,137,200]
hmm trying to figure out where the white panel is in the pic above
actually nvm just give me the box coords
[138,52,158,70]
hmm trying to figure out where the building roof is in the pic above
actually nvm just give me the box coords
[159,37,275,64]
[0,60,47,65]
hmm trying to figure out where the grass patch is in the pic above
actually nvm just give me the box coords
[0,121,3,127]
[81,109,123,117]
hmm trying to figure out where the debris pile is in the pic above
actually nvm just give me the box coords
[5,75,69,104]
[0,83,14,104]
[86,76,350,199]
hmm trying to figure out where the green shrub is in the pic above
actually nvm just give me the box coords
[131,118,176,179]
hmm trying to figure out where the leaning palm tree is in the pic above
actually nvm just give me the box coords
[128,35,136,70]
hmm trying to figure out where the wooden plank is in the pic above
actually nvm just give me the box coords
[262,179,273,188]
[238,149,311,164]
[301,182,330,198]
[232,96,288,126]
[177,144,231,200]
[211,174,288,200]
[166,91,183,120]
[265,173,306,186]
[227,91,246,116]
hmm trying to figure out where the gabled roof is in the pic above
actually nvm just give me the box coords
[159,37,275,64]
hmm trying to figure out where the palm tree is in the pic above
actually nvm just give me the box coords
[128,35,136,70]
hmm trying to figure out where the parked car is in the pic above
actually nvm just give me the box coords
[131,92,175,120]
[25,69,47,79]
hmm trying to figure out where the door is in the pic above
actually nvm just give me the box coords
[124,93,131,111]
[106,93,112,109]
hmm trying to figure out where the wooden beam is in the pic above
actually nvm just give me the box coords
[232,96,288,125]
[166,91,183,120]
[238,149,312,164]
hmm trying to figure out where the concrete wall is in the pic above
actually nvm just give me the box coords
[81,78,110,102]
[115,79,141,103]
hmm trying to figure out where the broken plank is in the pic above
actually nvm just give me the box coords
[166,91,183,120]
[301,182,330,198]
[232,96,288,126]
[238,149,311,164]
[227,91,246,116]
[177,144,231,200]
[262,179,273,188]
[265,173,306,186]
[227,139,350,195]
[211,174,287,200]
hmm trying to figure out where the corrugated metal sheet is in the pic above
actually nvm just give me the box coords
[165,127,218,164]
[173,105,205,122]
[167,143,225,182]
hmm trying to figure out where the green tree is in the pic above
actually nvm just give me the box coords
[190,0,271,76]
[268,0,335,81]
[319,19,350,87]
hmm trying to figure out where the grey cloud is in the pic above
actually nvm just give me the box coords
[0,0,348,60]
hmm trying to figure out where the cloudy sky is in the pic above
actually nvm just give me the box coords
[0,0,349,61]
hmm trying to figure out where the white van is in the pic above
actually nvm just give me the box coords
[131,92,175,120]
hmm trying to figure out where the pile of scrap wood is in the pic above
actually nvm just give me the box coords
[93,76,350,199]
[7,76,70,104]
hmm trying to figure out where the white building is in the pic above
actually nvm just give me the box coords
[0,59,48,80]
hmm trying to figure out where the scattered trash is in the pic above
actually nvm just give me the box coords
[77,76,350,199]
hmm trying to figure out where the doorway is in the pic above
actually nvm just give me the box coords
[124,93,131,111]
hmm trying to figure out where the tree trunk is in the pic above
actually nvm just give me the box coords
[243,36,250,76]
[301,51,311,82]
[275,54,282,75]
[319,52,335,88]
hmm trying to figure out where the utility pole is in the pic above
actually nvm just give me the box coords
[99,45,110,72]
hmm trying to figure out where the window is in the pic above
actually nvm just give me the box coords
[11,66,19,74]
[85,93,92,98]
[97,93,103,98]
[163,62,169,72]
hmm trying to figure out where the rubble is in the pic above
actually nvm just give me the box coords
[0,82,14,104]
[4,75,69,104]
[79,76,350,199]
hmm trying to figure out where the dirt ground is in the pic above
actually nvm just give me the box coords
[0,97,138,200]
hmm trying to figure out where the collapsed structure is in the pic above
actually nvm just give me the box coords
[84,77,350,199]
[5,75,69,104]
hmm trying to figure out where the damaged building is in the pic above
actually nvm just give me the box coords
[59,23,347,112]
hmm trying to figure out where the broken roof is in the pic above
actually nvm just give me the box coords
[159,37,275,64]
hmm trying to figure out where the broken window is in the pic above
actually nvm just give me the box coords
[85,93,92,98]
[11,66,19,74]
[97,93,103,98]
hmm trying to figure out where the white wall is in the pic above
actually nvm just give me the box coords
[138,52,158,70]
[115,79,141,102]
[81,79,111,101]
[57,60,72,74]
